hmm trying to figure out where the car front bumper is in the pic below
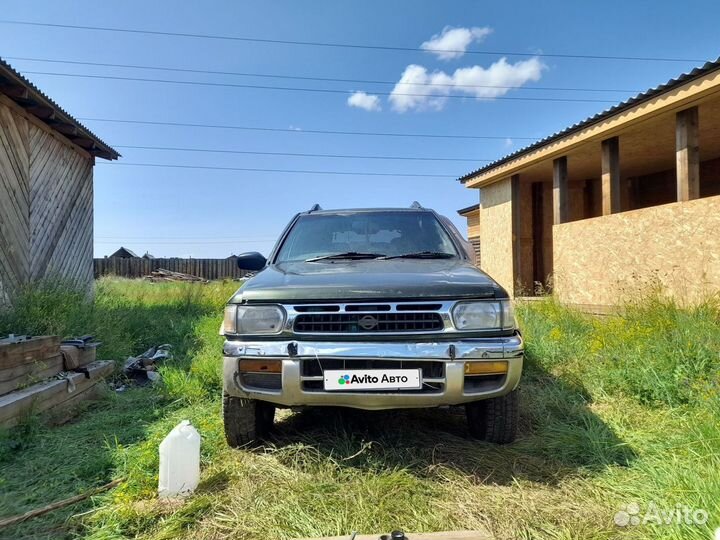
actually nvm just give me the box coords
[222,334,523,410]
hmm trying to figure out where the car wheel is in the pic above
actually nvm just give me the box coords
[223,392,275,447]
[466,389,518,444]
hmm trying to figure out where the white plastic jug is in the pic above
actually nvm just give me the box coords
[158,420,201,498]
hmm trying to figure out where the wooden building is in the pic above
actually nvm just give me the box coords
[109,247,140,259]
[0,58,119,304]
[460,60,720,307]
[457,203,481,264]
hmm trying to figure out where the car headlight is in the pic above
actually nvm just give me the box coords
[223,304,285,334]
[452,301,516,330]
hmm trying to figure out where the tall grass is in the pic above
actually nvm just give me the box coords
[1,282,718,539]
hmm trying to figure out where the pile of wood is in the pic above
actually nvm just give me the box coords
[0,335,114,427]
[144,268,207,283]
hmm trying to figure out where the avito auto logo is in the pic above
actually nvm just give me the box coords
[337,373,409,385]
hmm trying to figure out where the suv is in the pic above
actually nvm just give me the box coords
[221,204,523,446]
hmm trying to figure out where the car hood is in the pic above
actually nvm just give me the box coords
[231,259,507,303]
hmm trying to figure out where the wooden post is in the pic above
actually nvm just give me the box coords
[601,137,621,214]
[511,174,521,292]
[676,106,700,201]
[553,156,568,225]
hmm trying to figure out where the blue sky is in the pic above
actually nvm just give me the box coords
[1,0,719,258]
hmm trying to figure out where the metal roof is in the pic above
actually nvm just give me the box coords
[457,203,480,215]
[0,57,119,160]
[459,58,720,184]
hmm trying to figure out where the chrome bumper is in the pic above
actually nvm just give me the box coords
[222,335,523,410]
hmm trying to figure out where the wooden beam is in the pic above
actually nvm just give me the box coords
[601,136,621,214]
[553,156,568,225]
[676,106,700,201]
[511,174,521,289]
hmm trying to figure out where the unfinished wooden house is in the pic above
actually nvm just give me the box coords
[0,58,119,304]
[460,60,720,308]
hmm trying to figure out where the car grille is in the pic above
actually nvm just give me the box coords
[293,304,444,334]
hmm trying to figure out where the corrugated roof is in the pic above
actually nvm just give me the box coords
[459,58,720,183]
[0,57,119,160]
[457,203,480,215]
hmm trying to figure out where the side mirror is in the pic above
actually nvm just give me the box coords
[236,252,267,271]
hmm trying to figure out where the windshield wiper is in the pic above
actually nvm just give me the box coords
[381,251,456,260]
[305,251,386,262]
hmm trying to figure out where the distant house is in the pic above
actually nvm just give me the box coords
[459,60,720,307]
[0,58,119,304]
[142,252,155,260]
[109,247,139,259]
[457,203,480,264]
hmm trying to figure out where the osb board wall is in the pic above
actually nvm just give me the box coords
[0,100,93,304]
[554,195,720,306]
[479,178,514,295]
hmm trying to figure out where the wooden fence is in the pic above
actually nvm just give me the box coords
[94,258,247,280]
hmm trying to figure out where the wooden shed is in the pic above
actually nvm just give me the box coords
[0,58,119,304]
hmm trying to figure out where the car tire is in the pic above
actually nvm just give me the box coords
[466,389,518,444]
[223,392,275,447]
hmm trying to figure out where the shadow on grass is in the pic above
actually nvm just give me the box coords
[268,358,635,487]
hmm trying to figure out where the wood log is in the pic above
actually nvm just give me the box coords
[0,360,115,427]
[0,336,60,369]
[0,352,64,396]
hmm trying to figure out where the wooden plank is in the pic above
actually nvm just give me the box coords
[601,136,621,214]
[510,174,521,290]
[297,531,491,540]
[0,336,60,368]
[676,106,700,201]
[552,156,568,225]
[0,353,64,396]
[0,360,114,427]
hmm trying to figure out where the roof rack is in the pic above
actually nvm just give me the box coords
[409,201,424,209]
[308,203,323,213]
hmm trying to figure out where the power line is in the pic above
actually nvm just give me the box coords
[6,56,642,93]
[0,20,705,63]
[22,71,618,103]
[97,162,457,178]
[79,117,538,141]
[113,144,490,162]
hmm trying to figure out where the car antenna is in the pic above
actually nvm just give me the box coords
[409,201,424,209]
[308,203,323,213]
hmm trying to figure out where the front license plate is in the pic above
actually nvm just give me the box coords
[324,369,422,391]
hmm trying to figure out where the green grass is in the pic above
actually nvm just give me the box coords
[1,279,719,539]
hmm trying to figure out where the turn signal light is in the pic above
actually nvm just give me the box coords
[464,361,508,376]
[239,359,282,373]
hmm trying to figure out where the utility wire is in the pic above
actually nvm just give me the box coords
[79,117,538,141]
[6,56,642,93]
[97,162,457,178]
[22,71,618,103]
[0,20,705,63]
[113,144,491,162]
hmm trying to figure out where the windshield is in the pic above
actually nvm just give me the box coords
[275,211,459,262]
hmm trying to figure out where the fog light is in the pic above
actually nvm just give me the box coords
[464,361,508,375]
[239,359,282,373]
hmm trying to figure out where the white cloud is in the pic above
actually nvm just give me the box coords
[389,57,545,112]
[420,26,492,60]
[347,91,381,112]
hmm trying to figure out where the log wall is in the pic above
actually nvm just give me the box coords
[0,99,93,304]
